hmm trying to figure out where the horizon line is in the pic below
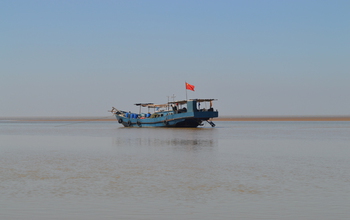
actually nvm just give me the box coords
[1,115,350,122]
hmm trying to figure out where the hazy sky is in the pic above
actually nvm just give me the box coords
[1,0,349,117]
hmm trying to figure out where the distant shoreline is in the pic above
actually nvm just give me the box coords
[1,116,350,122]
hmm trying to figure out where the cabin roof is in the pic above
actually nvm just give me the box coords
[135,99,217,108]
[168,99,217,105]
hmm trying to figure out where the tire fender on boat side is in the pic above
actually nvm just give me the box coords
[127,120,131,126]
[118,118,123,123]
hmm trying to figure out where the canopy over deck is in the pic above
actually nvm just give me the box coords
[168,99,217,105]
[134,103,154,107]
[134,103,168,108]
[134,99,217,109]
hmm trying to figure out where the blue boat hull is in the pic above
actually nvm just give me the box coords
[115,111,218,128]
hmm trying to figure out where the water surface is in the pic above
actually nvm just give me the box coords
[1,121,349,219]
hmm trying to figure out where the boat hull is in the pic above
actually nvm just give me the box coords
[115,111,218,128]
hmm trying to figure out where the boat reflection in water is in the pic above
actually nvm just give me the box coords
[112,127,218,149]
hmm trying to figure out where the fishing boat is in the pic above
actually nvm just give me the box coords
[111,99,218,127]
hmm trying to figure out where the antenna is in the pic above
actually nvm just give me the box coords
[171,94,176,102]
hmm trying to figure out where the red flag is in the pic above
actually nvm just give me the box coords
[185,82,195,91]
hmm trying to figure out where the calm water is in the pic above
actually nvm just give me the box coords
[0,120,349,220]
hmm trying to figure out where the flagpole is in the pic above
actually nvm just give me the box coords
[185,82,188,100]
